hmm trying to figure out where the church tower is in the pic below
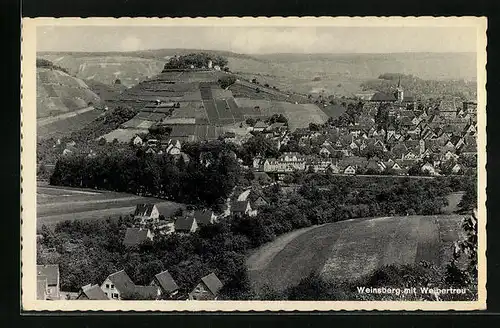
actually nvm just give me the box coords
[396,76,404,102]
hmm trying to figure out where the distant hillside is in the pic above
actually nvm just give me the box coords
[240,52,477,97]
[360,73,477,101]
[36,49,261,88]
[38,53,165,88]
[37,64,102,119]
[253,52,477,81]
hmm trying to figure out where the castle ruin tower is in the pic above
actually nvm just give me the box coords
[396,76,404,102]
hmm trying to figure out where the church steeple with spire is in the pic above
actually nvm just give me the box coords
[395,76,404,102]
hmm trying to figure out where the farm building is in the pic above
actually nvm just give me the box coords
[188,272,223,300]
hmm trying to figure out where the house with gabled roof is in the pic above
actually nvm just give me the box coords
[403,149,419,160]
[319,145,336,157]
[365,159,385,173]
[133,204,160,225]
[464,123,477,136]
[326,162,341,174]
[77,284,109,300]
[421,162,438,176]
[441,150,459,162]
[231,200,256,217]
[151,270,179,299]
[174,216,198,233]
[388,161,406,174]
[253,121,269,132]
[343,165,357,175]
[391,143,408,159]
[189,272,224,300]
[133,285,160,300]
[193,209,218,227]
[395,159,416,170]
[132,135,143,146]
[100,270,136,300]
[123,228,154,247]
[37,264,60,300]
[449,135,466,150]
[421,127,437,140]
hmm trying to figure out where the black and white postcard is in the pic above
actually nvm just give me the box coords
[21,17,487,311]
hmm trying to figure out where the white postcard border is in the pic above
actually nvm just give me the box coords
[21,16,488,311]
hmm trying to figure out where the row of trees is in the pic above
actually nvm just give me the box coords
[163,53,228,71]
[49,141,241,211]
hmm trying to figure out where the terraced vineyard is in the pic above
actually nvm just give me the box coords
[37,68,102,119]
[38,109,103,139]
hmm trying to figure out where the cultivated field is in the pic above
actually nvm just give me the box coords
[234,98,328,130]
[247,215,466,292]
[37,184,182,229]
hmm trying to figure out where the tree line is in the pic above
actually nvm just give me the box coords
[163,53,229,71]
[49,141,241,212]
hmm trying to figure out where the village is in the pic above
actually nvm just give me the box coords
[36,77,478,301]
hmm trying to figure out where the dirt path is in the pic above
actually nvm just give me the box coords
[37,106,95,126]
[247,224,323,271]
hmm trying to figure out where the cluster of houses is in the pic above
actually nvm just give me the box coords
[36,264,224,301]
[37,188,271,301]
[252,88,477,177]
[131,136,191,162]
[122,190,268,247]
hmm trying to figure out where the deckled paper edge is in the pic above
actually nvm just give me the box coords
[21,16,488,312]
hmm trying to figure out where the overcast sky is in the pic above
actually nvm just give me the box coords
[37,26,478,54]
